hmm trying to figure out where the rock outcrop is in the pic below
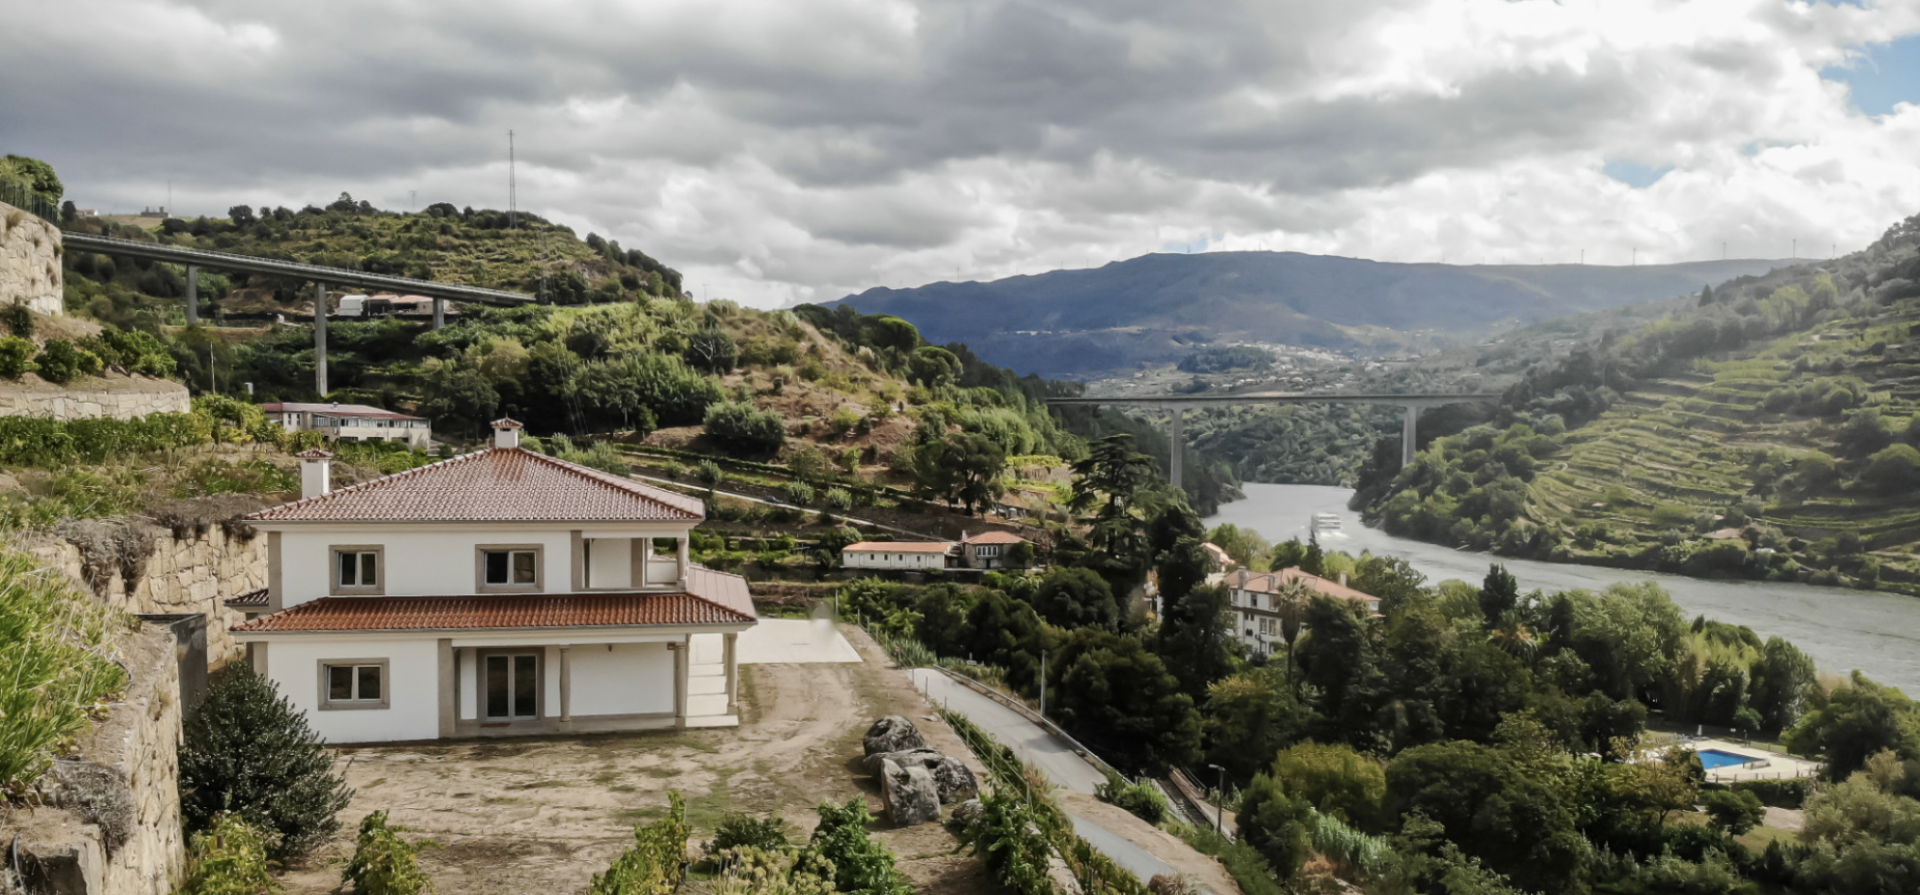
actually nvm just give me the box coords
[0,200,62,317]
[862,715,927,755]
[878,759,942,827]
[863,749,977,804]
[0,372,191,421]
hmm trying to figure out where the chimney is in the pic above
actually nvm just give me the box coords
[297,449,334,499]
[1339,572,1349,588]
[491,417,524,449]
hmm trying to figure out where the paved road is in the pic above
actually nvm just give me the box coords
[909,668,1106,794]
[1071,816,1177,881]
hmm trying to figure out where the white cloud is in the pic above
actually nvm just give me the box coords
[2,0,1917,306]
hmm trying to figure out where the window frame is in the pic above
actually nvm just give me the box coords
[329,545,386,595]
[317,658,391,711]
[475,544,545,593]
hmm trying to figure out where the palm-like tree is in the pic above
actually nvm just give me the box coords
[1273,577,1315,691]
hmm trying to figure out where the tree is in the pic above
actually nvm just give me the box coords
[1702,789,1765,835]
[704,402,787,455]
[909,433,1006,516]
[907,345,960,386]
[1069,435,1159,579]
[1750,636,1818,733]
[3,154,62,202]
[180,665,352,862]
[1050,627,1202,773]
[1204,524,1269,568]
[1202,669,1306,783]
[419,358,499,433]
[1032,566,1119,629]
[1269,742,1387,832]
[1863,444,1920,490]
[1157,584,1234,703]
[1787,671,1920,781]
[1296,595,1380,740]
[1235,774,1312,883]
[1383,740,1586,892]
[228,205,257,228]
[1477,564,1519,627]
[684,326,738,373]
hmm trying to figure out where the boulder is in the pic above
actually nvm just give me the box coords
[862,749,979,804]
[950,798,985,828]
[879,760,942,827]
[862,715,927,756]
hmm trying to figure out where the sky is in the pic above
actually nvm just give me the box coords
[2,0,1918,309]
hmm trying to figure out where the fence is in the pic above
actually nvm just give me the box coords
[0,178,62,225]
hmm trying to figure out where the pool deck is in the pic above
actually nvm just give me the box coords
[1686,739,1822,783]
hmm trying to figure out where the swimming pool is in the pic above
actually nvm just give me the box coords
[1696,749,1755,770]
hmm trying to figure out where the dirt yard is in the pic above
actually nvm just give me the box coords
[280,626,991,895]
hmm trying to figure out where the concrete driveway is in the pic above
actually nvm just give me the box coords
[692,618,860,667]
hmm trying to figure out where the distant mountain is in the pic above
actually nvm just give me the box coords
[833,251,1793,378]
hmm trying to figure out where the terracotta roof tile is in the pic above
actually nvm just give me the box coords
[248,447,704,523]
[845,541,953,553]
[261,402,422,421]
[963,531,1028,545]
[1233,567,1379,605]
[235,590,753,634]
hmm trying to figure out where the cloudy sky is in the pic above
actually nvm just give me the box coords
[3,0,1917,307]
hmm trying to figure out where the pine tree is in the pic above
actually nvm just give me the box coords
[180,664,352,862]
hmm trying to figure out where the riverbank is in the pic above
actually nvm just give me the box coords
[1208,483,1920,695]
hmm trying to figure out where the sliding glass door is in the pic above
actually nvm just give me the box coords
[484,652,539,721]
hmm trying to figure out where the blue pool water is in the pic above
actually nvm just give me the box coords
[1697,749,1754,770]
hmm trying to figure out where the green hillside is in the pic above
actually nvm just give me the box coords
[1355,212,1920,593]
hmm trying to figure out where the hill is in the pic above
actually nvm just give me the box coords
[1351,211,1920,593]
[834,251,1794,379]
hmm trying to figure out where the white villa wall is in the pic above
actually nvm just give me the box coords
[588,536,632,588]
[567,642,674,716]
[843,550,947,571]
[265,636,440,743]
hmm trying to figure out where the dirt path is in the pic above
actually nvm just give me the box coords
[281,625,984,895]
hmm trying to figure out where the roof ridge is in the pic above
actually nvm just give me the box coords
[246,446,493,520]
[510,448,705,515]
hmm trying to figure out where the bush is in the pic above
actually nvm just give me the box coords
[801,798,911,895]
[1730,777,1813,809]
[0,549,129,790]
[824,487,853,511]
[704,401,787,455]
[343,810,436,895]
[180,664,353,862]
[591,792,690,895]
[704,811,792,857]
[1862,444,1920,490]
[1097,771,1170,824]
[33,338,103,384]
[0,302,31,338]
[781,480,816,506]
[1702,788,1765,835]
[697,459,724,485]
[0,335,34,378]
[176,813,281,895]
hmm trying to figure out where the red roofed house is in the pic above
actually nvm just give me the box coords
[1225,567,1381,659]
[230,419,756,743]
[959,530,1028,570]
[261,401,433,450]
[841,541,955,571]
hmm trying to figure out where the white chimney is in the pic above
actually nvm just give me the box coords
[297,449,334,499]
[491,417,524,449]
[1339,572,1348,588]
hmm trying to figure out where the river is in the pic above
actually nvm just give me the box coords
[1207,483,1920,694]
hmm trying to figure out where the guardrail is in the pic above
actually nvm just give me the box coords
[0,179,61,225]
[921,665,1128,781]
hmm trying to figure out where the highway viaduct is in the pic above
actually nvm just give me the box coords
[61,232,536,395]
[1047,392,1502,488]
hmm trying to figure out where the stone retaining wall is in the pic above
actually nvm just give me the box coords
[0,373,191,420]
[1,199,63,316]
[30,523,264,667]
[1,624,187,895]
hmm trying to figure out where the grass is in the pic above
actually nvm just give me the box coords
[0,546,131,792]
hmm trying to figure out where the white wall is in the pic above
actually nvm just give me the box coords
[265,636,440,744]
[843,551,947,570]
[588,537,632,589]
[277,528,574,606]
[567,642,674,716]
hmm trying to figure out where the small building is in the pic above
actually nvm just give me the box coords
[841,541,953,571]
[1224,567,1381,659]
[261,401,433,450]
[959,530,1028,570]
[227,420,756,743]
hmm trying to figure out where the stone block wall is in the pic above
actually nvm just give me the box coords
[0,373,192,420]
[1,624,186,895]
[0,199,63,316]
[30,523,265,667]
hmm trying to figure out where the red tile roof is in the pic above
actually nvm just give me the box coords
[1232,567,1379,605]
[261,402,422,421]
[845,541,953,553]
[247,447,704,524]
[963,531,1028,545]
[234,572,756,633]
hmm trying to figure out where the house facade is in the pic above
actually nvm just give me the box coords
[1225,567,1381,659]
[230,420,756,744]
[958,530,1027,569]
[262,401,433,449]
[841,541,953,571]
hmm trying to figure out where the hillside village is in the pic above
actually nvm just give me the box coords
[4,156,1920,895]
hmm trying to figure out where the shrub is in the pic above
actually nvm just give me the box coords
[591,792,690,895]
[1730,777,1813,809]
[704,811,792,857]
[0,302,31,338]
[180,664,352,862]
[343,810,436,895]
[704,401,787,455]
[824,487,853,511]
[561,441,632,476]
[33,338,103,383]
[0,335,35,378]
[176,813,281,895]
[800,798,911,895]
[828,408,862,436]
[1862,444,1920,490]
[0,549,129,790]
[1702,789,1764,835]
[781,480,816,506]
[697,459,724,485]
[1097,771,1169,824]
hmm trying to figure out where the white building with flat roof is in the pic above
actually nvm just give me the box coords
[841,541,953,571]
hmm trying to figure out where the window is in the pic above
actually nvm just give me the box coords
[319,659,388,710]
[330,546,384,595]
[976,545,1002,558]
[476,545,543,592]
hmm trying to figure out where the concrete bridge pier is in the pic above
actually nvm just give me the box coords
[1169,408,1185,490]
[314,282,328,396]
[1403,404,1419,466]
[185,265,198,325]
[432,297,445,330]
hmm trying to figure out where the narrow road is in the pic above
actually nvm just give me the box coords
[625,471,940,540]
[909,669,1223,893]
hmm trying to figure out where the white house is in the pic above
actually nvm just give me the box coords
[958,530,1028,569]
[841,541,953,571]
[229,419,757,744]
[261,402,433,450]
[1224,567,1381,659]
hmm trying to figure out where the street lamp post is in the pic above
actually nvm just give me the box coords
[1208,763,1227,836]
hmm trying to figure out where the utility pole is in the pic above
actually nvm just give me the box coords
[1209,763,1227,835]
[1039,651,1047,717]
[508,130,517,231]
[1792,238,1796,259]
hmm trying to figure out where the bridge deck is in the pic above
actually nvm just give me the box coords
[62,233,536,306]
[1047,392,1501,409]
